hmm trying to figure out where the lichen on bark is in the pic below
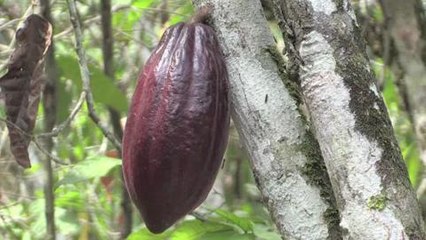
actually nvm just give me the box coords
[272,0,425,238]
[264,44,342,239]
[299,130,342,238]
[193,0,343,239]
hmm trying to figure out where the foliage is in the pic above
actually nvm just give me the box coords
[127,209,280,240]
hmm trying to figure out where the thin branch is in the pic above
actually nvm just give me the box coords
[32,139,67,165]
[0,126,8,154]
[66,0,122,151]
[2,83,85,164]
[0,118,68,165]
[0,6,37,73]
[39,0,60,237]
[0,18,21,32]
[54,4,130,40]
[37,92,86,138]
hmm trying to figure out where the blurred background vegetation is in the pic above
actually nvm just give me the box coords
[0,0,423,239]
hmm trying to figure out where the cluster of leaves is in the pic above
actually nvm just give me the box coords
[0,151,279,239]
[128,209,280,240]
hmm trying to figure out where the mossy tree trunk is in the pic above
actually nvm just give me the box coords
[272,0,425,238]
[192,0,341,239]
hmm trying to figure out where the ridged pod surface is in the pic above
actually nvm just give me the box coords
[122,20,230,233]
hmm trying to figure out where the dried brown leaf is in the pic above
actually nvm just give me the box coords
[0,14,52,168]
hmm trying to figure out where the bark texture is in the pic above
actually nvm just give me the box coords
[192,1,341,239]
[272,0,425,239]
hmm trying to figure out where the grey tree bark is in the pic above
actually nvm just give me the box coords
[272,0,425,239]
[192,1,341,239]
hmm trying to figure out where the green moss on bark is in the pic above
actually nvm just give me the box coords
[263,46,303,106]
[264,44,342,239]
[367,194,388,210]
[299,130,342,240]
[335,34,411,190]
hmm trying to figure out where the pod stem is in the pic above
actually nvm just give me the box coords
[191,4,213,24]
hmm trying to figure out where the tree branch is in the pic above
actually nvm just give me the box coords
[0,118,67,165]
[272,0,425,238]
[66,0,122,151]
[39,0,59,237]
[192,1,341,239]
[36,92,86,139]
[100,0,132,237]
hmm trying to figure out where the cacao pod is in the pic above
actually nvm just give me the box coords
[122,18,230,233]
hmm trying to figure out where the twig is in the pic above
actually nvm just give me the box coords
[54,4,130,40]
[37,92,86,138]
[131,6,188,17]
[0,126,8,154]
[32,139,67,165]
[191,212,208,222]
[0,18,21,32]
[0,118,68,165]
[0,6,35,73]
[54,15,101,40]
[66,0,122,151]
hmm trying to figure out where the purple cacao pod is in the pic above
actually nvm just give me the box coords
[122,20,230,233]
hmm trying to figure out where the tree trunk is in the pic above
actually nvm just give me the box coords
[380,0,426,197]
[272,0,425,239]
[40,0,59,239]
[99,0,133,237]
[192,1,341,239]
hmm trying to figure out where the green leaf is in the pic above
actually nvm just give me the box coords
[55,77,73,123]
[214,210,253,233]
[201,230,254,240]
[381,68,398,108]
[57,55,128,113]
[0,104,5,118]
[29,199,47,238]
[55,208,80,236]
[55,189,84,210]
[127,227,171,240]
[252,224,281,240]
[403,142,421,186]
[90,66,128,112]
[56,156,122,187]
[57,52,81,81]
[113,10,142,34]
[22,232,31,240]
[171,220,229,240]
[112,0,131,5]
[132,0,154,9]
[167,3,193,25]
